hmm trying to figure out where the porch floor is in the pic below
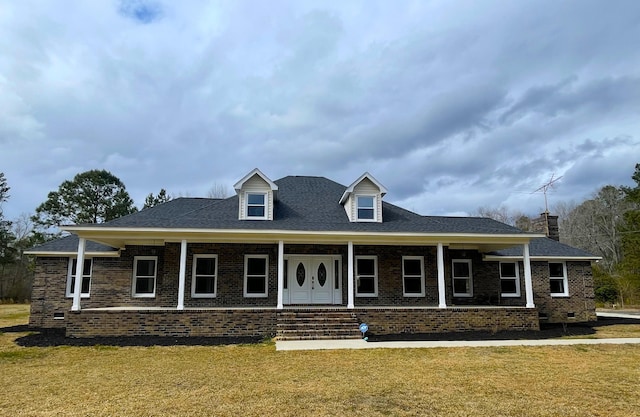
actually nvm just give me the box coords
[81,305,532,311]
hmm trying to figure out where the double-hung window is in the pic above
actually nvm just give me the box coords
[549,262,568,296]
[132,256,157,297]
[246,193,267,219]
[66,258,92,298]
[244,255,268,297]
[500,262,520,297]
[403,256,425,296]
[192,255,218,297]
[355,256,377,296]
[356,195,376,221]
[452,259,473,297]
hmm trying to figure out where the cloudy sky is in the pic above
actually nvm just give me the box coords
[1,0,639,221]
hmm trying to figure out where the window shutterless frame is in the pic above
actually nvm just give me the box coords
[244,255,269,297]
[355,256,378,296]
[499,261,521,297]
[452,259,473,297]
[245,192,267,219]
[549,261,569,296]
[402,256,425,297]
[66,258,92,298]
[355,195,376,221]
[191,254,218,298]
[132,256,158,298]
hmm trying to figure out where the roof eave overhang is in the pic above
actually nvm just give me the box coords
[61,225,544,249]
[484,254,602,261]
[23,250,121,257]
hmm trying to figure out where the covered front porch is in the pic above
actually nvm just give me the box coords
[67,234,539,313]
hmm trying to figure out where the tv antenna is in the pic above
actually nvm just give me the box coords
[532,174,563,212]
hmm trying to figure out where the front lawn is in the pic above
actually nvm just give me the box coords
[1,304,639,417]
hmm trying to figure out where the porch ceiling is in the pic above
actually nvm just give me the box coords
[62,226,542,251]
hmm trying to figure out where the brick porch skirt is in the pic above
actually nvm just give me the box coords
[65,306,539,338]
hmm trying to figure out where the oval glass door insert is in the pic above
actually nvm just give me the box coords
[317,263,327,287]
[296,263,306,287]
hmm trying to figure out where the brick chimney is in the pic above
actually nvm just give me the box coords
[531,211,560,241]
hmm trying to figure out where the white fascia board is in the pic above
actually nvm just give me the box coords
[233,168,278,192]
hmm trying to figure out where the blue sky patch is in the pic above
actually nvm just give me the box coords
[119,0,162,24]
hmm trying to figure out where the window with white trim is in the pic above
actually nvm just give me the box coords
[244,255,268,297]
[132,256,157,297]
[549,262,568,296]
[191,254,218,298]
[452,259,473,297]
[355,256,377,296]
[356,195,376,221]
[246,193,267,219]
[66,258,92,298]
[403,256,425,296]
[500,262,520,297]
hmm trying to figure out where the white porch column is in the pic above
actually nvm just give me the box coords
[437,243,447,308]
[71,237,86,312]
[177,239,187,310]
[277,240,284,310]
[347,241,354,309]
[523,243,535,308]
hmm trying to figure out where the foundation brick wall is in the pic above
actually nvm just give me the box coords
[66,309,277,338]
[355,307,540,334]
[64,307,538,338]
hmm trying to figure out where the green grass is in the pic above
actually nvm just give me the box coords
[1,305,640,416]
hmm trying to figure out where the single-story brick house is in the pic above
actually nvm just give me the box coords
[27,169,598,339]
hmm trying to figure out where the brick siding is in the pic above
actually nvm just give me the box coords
[66,309,277,338]
[29,243,596,335]
[356,307,540,334]
[532,261,597,322]
[65,306,539,338]
[29,257,70,328]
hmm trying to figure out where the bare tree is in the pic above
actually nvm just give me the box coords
[560,186,630,274]
[207,183,229,199]
[473,206,533,229]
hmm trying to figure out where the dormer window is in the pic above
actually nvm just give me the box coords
[234,168,278,221]
[356,195,376,221]
[247,193,267,219]
[340,172,387,223]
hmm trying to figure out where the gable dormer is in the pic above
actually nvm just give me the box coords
[339,172,387,223]
[234,168,278,220]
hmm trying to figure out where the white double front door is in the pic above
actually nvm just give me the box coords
[286,256,339,304]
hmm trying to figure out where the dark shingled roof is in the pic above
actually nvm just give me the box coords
[29,176,595,258]
[489,237,599,258]
[28,234,118,253]
[86,176,526,235]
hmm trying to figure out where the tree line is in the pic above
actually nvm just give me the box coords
[475,164,640,307]
[0,169,228,301]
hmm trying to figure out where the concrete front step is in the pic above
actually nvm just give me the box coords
[278,335,365,341]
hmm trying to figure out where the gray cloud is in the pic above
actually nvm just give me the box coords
[1,0,639,220]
